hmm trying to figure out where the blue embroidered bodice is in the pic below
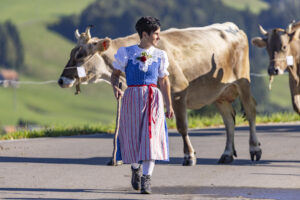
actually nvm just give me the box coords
[125,58,161,86]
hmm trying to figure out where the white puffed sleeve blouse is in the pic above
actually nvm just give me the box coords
[112,47,128,73]
[158,50,169,78]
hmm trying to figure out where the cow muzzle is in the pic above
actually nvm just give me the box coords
[58,76,76,88]
[268,66,284,76]
[268,67,279,75]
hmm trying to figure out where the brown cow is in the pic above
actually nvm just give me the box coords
[58,23,261,164]
[252,21,300,114]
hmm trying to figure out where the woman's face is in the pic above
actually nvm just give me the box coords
[142,28,160,47]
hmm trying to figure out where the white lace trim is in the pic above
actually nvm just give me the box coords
[127,45,165,72]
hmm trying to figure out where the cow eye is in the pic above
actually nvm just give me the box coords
[76,52,84,59]
[282,45,287,51]
[92,42,97,46]
[76,50,87,60]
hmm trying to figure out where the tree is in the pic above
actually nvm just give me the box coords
[0,21,24,71]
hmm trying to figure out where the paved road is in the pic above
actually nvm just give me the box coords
[0,123,300,200]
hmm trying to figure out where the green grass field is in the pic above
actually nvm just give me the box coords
[268,74,292,108]
[0,0,295,128]
[0,81,116,126]
[252,72,293,113]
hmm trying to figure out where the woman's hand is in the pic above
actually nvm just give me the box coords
[111,69,123,99]
[113,86,124,99]
[165,106,174,119]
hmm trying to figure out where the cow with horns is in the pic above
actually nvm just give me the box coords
[58,23,261,165]
[252,21,300,114]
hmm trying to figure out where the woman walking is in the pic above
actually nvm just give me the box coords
[110,16,174,194]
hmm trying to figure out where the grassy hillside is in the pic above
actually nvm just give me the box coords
[268,74,292,109]
[252,73,293,113]
[0,0,117,126]
[221,0,269,14]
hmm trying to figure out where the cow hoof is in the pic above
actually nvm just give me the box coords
[218,155,234,164]
[250,149,262,161]
[106,159,123,166]
[182,156,197,166]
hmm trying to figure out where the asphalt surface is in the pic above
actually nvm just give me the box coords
[0,123,300,200]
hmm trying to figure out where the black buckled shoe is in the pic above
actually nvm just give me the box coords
[141,175,151,194]
[131,166,141,190]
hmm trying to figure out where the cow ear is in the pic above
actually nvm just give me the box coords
[251,37,267,48]
[289,29,300,41]
[99,37,111,52]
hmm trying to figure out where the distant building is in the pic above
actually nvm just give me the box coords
[0,69,19,88]
[2,125,17,134]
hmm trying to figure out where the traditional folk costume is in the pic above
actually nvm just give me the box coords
[113,44,169,164]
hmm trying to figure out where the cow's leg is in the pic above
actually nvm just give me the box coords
[238,80,262,161]
[173,91,196,166]
[215,101,237,164]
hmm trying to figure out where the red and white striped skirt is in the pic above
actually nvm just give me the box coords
[118,85,169,164]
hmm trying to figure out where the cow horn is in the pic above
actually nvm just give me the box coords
[75,29,80,40]
[287,23,293,34]
[259,25,268,36]
[287,20,296,33]
[85,25,93,40]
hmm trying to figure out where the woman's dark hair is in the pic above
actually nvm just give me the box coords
[135,16,161,38]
